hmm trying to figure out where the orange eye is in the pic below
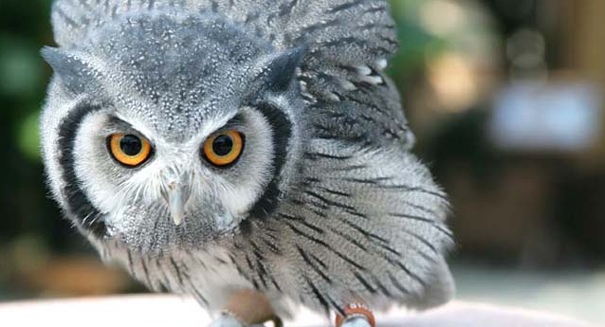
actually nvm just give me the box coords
[108,133,152,167]
[203,131,244,167]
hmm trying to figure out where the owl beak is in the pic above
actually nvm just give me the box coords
[161,173,193,226]
[167,185,189,226]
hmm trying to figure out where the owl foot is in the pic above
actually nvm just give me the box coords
[335,304,375,327]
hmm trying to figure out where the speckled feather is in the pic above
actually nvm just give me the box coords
[41,0,454,320]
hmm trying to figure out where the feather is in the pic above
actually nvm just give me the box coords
[227,141,455,315]
[51,0,398,65]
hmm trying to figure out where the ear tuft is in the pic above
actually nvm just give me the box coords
[42,47,101,95]
[261,45,309,92]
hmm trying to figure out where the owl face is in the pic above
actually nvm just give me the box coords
[41,14,306,251]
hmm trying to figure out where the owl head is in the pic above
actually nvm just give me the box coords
[41,14,307,251]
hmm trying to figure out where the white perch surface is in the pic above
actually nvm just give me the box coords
[0,295,598,327]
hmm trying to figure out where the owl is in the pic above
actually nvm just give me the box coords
[40,1,454,326]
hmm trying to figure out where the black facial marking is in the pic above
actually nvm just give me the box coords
[57,102,107,237]
[246,103,293,222]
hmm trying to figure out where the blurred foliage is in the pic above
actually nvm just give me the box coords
[0,0,87,296]
[389,0,447,75]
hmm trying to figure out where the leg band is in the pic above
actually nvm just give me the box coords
[334,303,376,327]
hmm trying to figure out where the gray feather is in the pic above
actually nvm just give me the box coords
[228,142,453,313]
[41,48,102,95]
[52,0,397,63]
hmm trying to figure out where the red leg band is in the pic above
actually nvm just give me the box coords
[334,303,376,327]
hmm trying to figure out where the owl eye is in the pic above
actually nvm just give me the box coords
[203,131,244,167]
[108,133,152,167]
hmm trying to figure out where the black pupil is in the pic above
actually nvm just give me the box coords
[120,135,143,156]
[213,135,234,156]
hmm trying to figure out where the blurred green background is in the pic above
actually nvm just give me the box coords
[1,0,604,324]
